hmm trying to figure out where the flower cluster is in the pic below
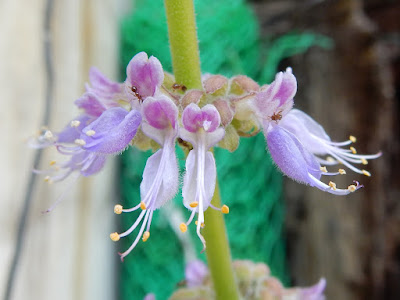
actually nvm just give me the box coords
[33,52,380,259]
[170,259,326,300]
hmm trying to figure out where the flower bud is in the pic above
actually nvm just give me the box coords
[203,75,228,96]
[181,90,204,108]
[212,99,234,126]
[230,75,259,95]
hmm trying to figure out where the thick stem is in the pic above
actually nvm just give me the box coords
[164,0,202,89]
[203,183,240,300]
[164,2,240,299]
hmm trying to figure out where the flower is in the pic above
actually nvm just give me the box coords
[252,68,381,195]
[179,103,225,250]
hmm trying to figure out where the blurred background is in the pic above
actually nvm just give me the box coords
[1,0,399,299]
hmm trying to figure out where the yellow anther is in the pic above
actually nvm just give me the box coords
[347,185,357,192]
[361,158,368,165]
[189,201,199,208]
[349,135,357,143]
[350,146,357,154]
[326,157,335,163]
[320,166,328,173]
[110,232,120,242]
[338,169,346,175]
[74,139,86,146]
[140,201,147,210]
[142,231,150,242]
[70,120,81,127]
[49,160,56,166]
[44,176,51,182]
[221,205,229,214]
[362,170,371,177]
[195,221,205,228]
[85,130,96,136]
[179,223,187,233]
[328,181,337,190]
[114,204,123,214]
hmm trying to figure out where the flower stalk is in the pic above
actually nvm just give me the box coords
[164,1,240,299]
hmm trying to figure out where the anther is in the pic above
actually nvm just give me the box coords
[179,223,187,233]
[142,231,150,242]
[339,169,346,175]
[326,157,335,163]
[70,120,81,127]
[221,205,229,214]
[350,146,357,154]
[85,130,96,136]
[49,160,56,166]
[361,158,368,165]
[195,221,205,228]
[140,201,147,210]
[320,166,328,173]
[347,185,357,192]
[44,130,53,139]
[114,204,123,214]
[44,175,51,183]
[74,139,86,146]
[349,135,357,143]
[110,232,120,242]
[362,170,371,177]
[328,181,337,190]
[189,201,199,208]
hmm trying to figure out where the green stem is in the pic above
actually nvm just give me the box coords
[203,183,240,300]
[164,0,202,89]
[164,1,240,299]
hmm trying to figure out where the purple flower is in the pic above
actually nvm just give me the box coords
[185,260,208,287]
[112,96,179,260]
[253,68,381,195]
[179,103,225,250]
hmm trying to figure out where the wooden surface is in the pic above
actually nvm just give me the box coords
[0,1,121,299]
[253,0,400,299]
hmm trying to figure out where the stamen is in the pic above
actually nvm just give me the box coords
[362,170,371,177]
[189,201,199,208]
[221,205,229,214]
[326,157,335,163]
[361,158,368,165]
[339,169,346,175]
[347,185,357,192]
[85,130,96,136]
[349,135,357,143]
[140,201,147,210]
[110,232,120,242]
[74,139,86,146]
[70,120,81,127]
[320,166,328,173]
[179,223,187,233]
[50,160,56,166]
[328,181,337,190]
[195,221,205,228]
[142,231,150,242]
[350,146,357,154]
[114,204,123,214]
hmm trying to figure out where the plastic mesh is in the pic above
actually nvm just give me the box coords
[118,0,328,298]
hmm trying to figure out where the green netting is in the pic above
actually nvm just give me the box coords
[119,0,329,299]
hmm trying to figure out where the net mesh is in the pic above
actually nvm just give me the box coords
[118,0,329,298]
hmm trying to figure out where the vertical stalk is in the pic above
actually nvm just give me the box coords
[164,1,240,299]
[164,0,202,89]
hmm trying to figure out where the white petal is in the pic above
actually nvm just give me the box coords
[140,146,179,209]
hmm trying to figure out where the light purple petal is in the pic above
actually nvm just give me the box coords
[57,115,91,143]
[266,125,321,185]
[81,107,141,154]
[142,95,178,129]
[143,294,156,300]
[74,93,106,118]
[299,278,326,300]
[140,143,179,210]
[80,154,107,176]
[182,103,221,133]
[280,109,331,155]
[86,67,123,99]
[185,260,208,287]
[125,52,164,99]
